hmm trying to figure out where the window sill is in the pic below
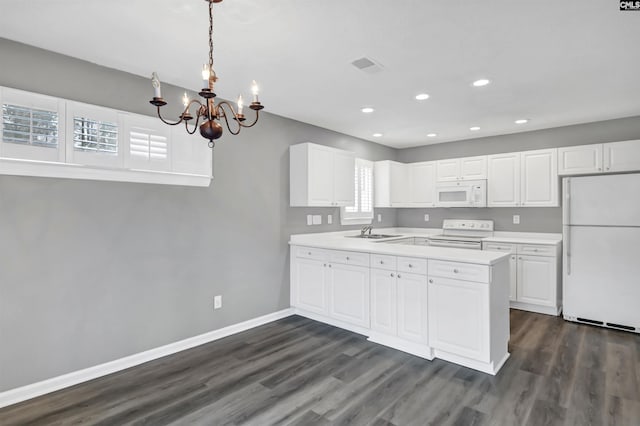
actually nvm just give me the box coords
[0,157,212,187]
[340,216,374,226]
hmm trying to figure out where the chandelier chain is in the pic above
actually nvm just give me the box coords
[208,0,214,72]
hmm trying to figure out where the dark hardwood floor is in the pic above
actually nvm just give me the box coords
[1,310,639,425]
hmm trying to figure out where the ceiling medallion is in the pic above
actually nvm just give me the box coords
[149,0,264,148]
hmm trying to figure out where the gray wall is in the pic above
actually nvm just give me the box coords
[0,38,397,392]
[396,116,640,232]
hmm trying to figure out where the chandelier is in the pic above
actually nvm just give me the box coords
[149,0,264,148]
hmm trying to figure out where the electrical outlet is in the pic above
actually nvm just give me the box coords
[214,295,222,310]
[312,215,322,225]
[327,214,332,225]
[306,215,313,226]
[377,214,382,222]
[513,215,520,225]
[424,214,430,222]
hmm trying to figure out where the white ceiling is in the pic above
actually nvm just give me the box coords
[1,0,639,148]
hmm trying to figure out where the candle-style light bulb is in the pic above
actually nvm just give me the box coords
[237,95,244,115]
[202,65,210,89]
[151,72,162,98]
[251,80,259,102]
[182,92,189,108]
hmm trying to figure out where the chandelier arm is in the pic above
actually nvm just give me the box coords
[216,102,242,135]
[156,107,184,126]
[238,110,260,128]
[185,114,201,135]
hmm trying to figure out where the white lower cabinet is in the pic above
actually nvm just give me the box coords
[291,245,510,375]
[328,263,370,328]
[483,241,561,315]
[428,276,489,362]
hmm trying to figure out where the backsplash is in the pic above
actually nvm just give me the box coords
[397,207,562,233]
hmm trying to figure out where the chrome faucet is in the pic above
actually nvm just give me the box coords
[360,225,373,236]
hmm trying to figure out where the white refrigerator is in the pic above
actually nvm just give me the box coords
[563,173,640,333]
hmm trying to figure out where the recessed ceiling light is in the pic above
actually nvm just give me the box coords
[472,79,490,87]
[361,107,375,113]
[415,93,430,101]
[515,119,529,124]
[372,133,383,137]
[427,133,438,137]
[470,126,481,131]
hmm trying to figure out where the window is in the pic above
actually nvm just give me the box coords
[341,158,374,225]
[73,116,118,153]
[2,103,58,148]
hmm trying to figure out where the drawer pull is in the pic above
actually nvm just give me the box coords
[323,263,327,267]
[534,249,538,252]
[397,274,402,278]
[390,273,394,277]
[380,260,384,264]
[329,264,332,268]
[408,264,413,268]
[453,269,459,273]
[308,252,312,255]
[429,279,433,283]
[346,256,350,260]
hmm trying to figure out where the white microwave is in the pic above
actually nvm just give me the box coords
[435,180,487,208]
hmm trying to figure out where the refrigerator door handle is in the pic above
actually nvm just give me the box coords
[566,226,571,275]
[563,178,571,224]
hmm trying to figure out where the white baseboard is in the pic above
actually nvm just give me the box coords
[0,308,295,409]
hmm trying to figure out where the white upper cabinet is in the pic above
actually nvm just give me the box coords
[375,160,410,207]
[123,113,170,172]
[66,101,123,169]
[604,140,640,173]
[520,148,558,207]
[0,87,65,163]
[408,161,436,207]
[289,142,355,207]
[487,152,521,207]
[436,156,487,182]
[558,144,603,175]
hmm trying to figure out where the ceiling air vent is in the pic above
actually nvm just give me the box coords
[351,57,383,74]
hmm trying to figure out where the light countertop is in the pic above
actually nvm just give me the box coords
[289,228,562,266]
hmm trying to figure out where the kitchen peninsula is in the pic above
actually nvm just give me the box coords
[289,229,511,375]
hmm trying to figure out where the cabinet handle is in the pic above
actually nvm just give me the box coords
[606,166,610,170]
[453,269,459,273]
[397,274,402,278]
[598,167,602,171]
[408,264,413,268]
[429,279,433,283]
[380,260,384,264]
[328,264,332,268]
[323,264,327,267]
[519,257,522,260]
[534,249,538,252]
[308,252,312,255]
[346,256,350,260]
[511,256,516,260]
[390,273,394,277]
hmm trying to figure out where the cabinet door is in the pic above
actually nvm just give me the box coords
[521,149,558,207]
[460,156,487,180]
[428,276,489,361]
[293,258,328,315]
[328,263,370,328]
[558,144,602,175]
[487,153,520,207]
[604,140,640,173]
[389,161,410,206]
[408,161,436,206]
[436,158,460,182]
[307,144,334,206]
[509,255,518,302]
[332,150,356,206]
[517,255,556,307]
[370,268,397,335]
[397,272,428,343]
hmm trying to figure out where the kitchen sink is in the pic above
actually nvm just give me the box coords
[347,234,401,239]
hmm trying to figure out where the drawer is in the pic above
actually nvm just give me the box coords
[329,250,370,267]
[517,244,555,257]
[397,257,428,275]
[428,260,490,283]
[371,254,397,271]
[295,246,329,261]
[483,242,516,254]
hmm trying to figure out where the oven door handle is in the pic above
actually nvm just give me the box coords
[428,240,481,249]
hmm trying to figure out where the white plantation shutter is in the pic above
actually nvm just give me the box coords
[123,115,171,172]
[341,158,374,225]
[129,130,168,160]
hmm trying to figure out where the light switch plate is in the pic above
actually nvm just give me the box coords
[312,215,322,225]
[327,214,332,225]
[424,214,430,222]
[377,214,382,222]
[513,215,520,225]
[306,215,313,226]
